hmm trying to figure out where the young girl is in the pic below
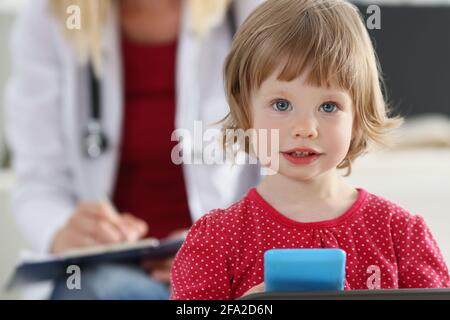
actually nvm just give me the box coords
[170,0,450,300]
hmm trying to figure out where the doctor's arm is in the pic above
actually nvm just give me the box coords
[4,0,78,253]
[4,0,146,253]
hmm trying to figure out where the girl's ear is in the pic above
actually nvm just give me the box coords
[351,124,361,144]
[350,109,358,142]
[351,125,356,142]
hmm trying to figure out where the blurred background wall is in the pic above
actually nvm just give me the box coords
[0,0,28,299]
[1,0,450,299]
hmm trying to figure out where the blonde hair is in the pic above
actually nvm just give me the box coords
[49,0,232,77]
[220,0,404,176]
[49,0,111,78]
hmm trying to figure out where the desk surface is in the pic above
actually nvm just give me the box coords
[240,289,450,300]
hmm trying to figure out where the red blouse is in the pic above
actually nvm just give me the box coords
[171,188,450,299]
[112,35,192,239]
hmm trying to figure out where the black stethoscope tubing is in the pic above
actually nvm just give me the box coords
[83,63,109,159]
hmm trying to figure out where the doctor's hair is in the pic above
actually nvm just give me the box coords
[49,0,111,78]
[49,0,232,78]
[219,0,404,176]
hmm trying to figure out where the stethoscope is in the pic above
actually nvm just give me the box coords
[83,63,109,159]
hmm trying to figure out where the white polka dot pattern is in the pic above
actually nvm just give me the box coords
[170,188,450,300]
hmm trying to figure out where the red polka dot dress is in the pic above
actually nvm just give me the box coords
[170,187,450,300]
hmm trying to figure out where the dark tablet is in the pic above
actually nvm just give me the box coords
[239,288,450,300]
[7,237,184,289]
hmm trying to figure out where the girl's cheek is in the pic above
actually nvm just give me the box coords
[252,119,283,135]
[324,116,353,137]
[319,121,352,151]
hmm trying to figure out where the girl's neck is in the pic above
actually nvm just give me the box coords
[258,169,348,203]
[256,168,358,222]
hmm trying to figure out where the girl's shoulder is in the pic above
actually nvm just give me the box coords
[187,190,258,238]
[199,192,255,220]
[362,189,425,231]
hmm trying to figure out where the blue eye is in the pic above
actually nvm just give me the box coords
[320,102,338,113]
[271,100,291,112]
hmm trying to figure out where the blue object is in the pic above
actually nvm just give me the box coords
[264,248,346,292]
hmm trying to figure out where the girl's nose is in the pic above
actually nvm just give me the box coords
[291,118,318,139]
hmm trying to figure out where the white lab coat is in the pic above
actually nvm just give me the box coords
[5,0,262,253]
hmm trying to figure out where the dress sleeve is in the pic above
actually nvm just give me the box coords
[392,213,450,288]
[170,210,233,300]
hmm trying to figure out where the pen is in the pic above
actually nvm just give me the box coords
[100,196,137,242]
[101,196,120,216]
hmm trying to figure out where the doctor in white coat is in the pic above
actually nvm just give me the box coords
[5,0,262,299]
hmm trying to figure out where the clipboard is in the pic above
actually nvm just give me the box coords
[239,288,450,300]
[6,236,185,289]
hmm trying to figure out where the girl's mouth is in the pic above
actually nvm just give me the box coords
[286,151,317,157]
[281,151,323,165]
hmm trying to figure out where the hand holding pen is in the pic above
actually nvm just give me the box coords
[50,199,148,254]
